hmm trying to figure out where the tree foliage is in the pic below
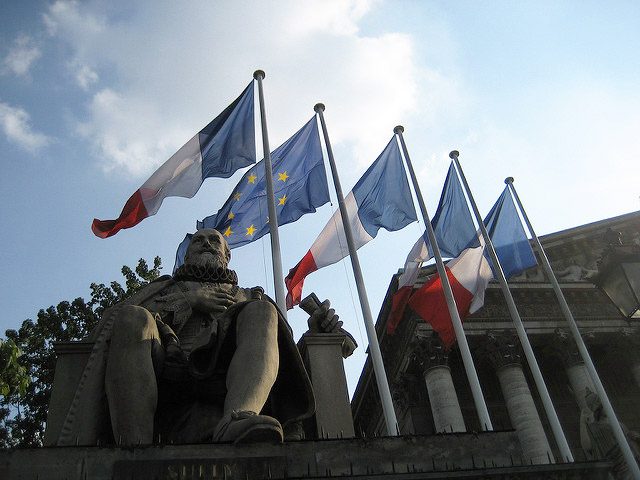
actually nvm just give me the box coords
[0,257,162,448]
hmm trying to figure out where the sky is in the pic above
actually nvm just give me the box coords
[1,0,639,396]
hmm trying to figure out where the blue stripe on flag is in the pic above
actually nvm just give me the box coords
[352,138,417,238]
[484,187,537,278]
[429,163,478,258]
[199,81,256,180]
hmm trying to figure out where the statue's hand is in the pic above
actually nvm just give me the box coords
[308,299,343,333]
[157,288,236,315]
[188,287,236,314]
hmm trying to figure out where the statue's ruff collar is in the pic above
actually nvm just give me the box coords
[173,264,238,285]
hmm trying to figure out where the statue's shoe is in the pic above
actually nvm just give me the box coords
[213,410,283,444]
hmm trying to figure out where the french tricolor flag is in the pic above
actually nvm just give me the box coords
[406,186,537,347]
[285,138,417,309]
[92,82,256,238]
[387,163,476,334]
[408,242,492,347]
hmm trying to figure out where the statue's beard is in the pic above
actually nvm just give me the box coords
[185,252,228,271]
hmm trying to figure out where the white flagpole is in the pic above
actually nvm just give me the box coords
[315,103,399,436]
[506,177,640,478]
[253,70,287,316]
[449,151,573,462]
[394,127,493,431]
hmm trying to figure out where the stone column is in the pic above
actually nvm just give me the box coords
[552,329,596,411]
[413,336,465,433]
[551,329,597,458]
[486,332,554,464]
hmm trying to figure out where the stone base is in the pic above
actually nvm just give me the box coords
[0,432,610,479]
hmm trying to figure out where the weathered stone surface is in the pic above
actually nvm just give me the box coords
[0,431,610,479]
[298,332,355,438]
[48,229,345,447]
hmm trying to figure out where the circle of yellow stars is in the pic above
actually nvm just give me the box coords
[222,170,290,238]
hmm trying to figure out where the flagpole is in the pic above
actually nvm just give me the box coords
[253,70,287,316]
[315,103,399,436]
[506,177,640,477]
[449,151,573,462]
[394,127,493,431]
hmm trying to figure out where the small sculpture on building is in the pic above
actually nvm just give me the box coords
[583,388,640,479]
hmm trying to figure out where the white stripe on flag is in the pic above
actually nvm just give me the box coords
[309,192,374,269]
[140,134,204,215]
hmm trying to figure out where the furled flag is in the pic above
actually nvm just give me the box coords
[386,163,476,334]
[408,185,537,347]
[285,137,417,309]
[92,82,256,238]
[173,115,330,270]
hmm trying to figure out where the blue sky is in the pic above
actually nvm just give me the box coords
[1,0,639,394]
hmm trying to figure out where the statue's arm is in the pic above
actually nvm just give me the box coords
[302,294,357,358]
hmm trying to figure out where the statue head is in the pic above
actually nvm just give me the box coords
[184,228,231,270]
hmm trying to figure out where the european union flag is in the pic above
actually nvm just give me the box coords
[173,116,330,271]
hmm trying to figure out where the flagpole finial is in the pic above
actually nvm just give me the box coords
[449,150,460,159]
[393,125,404,134]
[253,70,265,80]
[314,103,325,113]
[504,177,514,185]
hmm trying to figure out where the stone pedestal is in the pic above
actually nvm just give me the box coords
[486,333,554,464]
[5,431,611,480]
[44,341,94,445]
[298,332,355,439]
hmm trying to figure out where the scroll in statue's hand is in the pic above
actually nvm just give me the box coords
[308,299,343,333]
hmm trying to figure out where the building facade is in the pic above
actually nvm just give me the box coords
[352,211,640,470]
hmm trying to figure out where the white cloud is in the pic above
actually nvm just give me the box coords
[43,0,106,38]
[74,63,99,90]
[2,35,42,77]
[0,101,51,152]
[40,0,459,179]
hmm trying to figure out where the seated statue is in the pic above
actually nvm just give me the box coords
[56,228,341,446]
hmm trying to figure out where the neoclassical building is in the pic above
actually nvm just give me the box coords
[352,210,640,470]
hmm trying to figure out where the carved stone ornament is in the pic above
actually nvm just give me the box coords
[483,331,522,371]
[410,335,449,373]
[549,328,594,368]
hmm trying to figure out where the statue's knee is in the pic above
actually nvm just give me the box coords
[112,305,158,342]
[238,300,278,331]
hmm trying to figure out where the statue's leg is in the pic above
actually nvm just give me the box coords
[224,299,279,414]
[214,300,282,443]
[105,305,161,445]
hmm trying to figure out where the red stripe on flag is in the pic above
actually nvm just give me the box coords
[386,285,414,335]
[91,189,152,238]
[407,268,474,348]
[284,250,318,309]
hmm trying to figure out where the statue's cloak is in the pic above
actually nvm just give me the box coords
[56,276,315,446]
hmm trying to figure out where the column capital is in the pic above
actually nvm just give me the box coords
[391,372,416,413]
[549,328,594,368]
[410,335,450,373]
[483,331,522,371]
